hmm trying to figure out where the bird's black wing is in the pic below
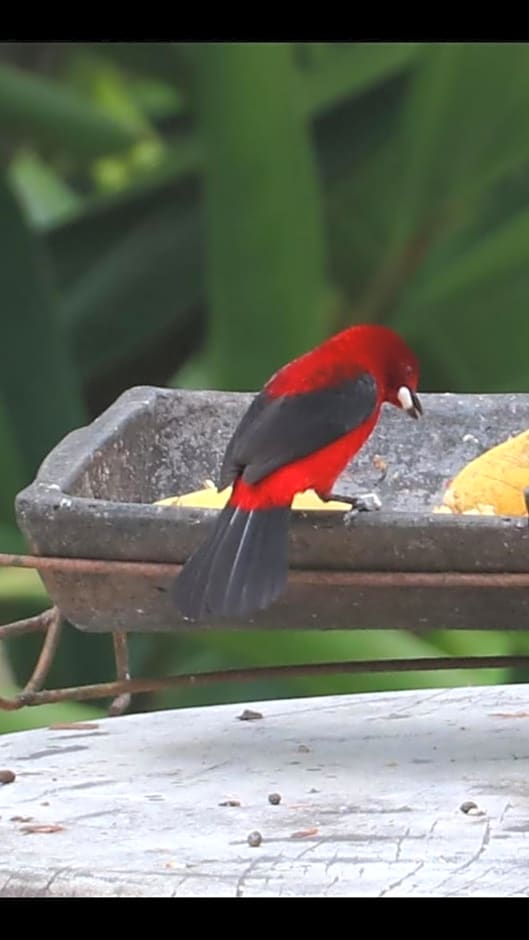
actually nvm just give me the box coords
[219,371,378,488]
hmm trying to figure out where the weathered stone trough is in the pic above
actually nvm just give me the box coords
[14,387,529,634]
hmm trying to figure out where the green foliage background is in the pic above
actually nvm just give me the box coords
[1,41,528,731]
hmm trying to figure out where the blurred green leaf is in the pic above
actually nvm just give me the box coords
[408,267,529,391]
[391,43,529,250]
[60,195,203,381]
[429,630,513,658]
[94,42,197,94]
[126,77,184,121]
[197,42,328,389]
[395,202,529,390]
[407,202,529,310]
[0,568,48,608]
[0,525,26,553]
[0,61,138,159]
[44,163,201,290]
[68,52,154,134]
[302,42,422,117]
[0,175,86,474]
[0,399,25,526]
[66,52,168,195]
[8,149,81,227]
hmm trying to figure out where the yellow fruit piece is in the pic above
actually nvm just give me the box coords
[293,490,350,511]
[437,429,529,517]
[155,486,350,512]
[155,486,232,509]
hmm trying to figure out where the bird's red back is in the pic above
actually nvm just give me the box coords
[266,324,420,406]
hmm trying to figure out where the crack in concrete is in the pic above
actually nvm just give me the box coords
[378,861,425,897]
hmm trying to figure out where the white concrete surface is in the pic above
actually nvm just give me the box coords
[2,684,529,897]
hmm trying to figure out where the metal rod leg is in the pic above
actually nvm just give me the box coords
[21,607,63,695]
[108,631,132,717]
[1,608,63,710]
[0,607,57,641]
[12,653,529,709]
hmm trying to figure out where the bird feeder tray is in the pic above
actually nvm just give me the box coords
[14,387,529,634]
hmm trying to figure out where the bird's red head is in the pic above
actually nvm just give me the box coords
[340,324,422,419]
[266,322,422,418]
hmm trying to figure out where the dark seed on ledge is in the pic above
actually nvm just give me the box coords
[460,801,478,814]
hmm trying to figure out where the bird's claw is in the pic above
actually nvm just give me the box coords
[344,492,381,524]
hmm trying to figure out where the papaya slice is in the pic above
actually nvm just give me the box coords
[434,430,529,516]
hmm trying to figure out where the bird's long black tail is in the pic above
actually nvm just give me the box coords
[172,503,290,620]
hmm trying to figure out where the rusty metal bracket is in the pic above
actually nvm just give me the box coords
[108,632,131,717]
[2,551,529,714]
[3,650,529,712]
[4,550,529,587]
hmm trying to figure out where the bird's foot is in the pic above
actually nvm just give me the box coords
[340,492,382,524]
[320,490,381,512]
[318,489,381,522]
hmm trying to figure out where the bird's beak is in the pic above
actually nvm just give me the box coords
[397,386,423,420]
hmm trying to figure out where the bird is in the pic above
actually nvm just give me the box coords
[172,323,422,621]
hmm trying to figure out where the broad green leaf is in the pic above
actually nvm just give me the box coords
[0,399,25,526]
[0,568,47,608]
[0,644,14,689]
[390,43,529,250]
[45,60,397,303]
[404,201,529,311]
[0,524,26,553]
[93,42,197,94]
[0,175,86,474]
[197,42,328,389]
[301,42,422,117]
[126,77,184,121]
[429,630,513,658]
[68,52,154,134]
[60,195,203,381]
[44,159,202,291]
[319,75,420,309]
[8,149,81,227]
[172,355,211,391]
[0,61,138,159]
[66,51,167,194]
[394,201,529,390]
[42,44,412,355]
[100,42,420,122]
[400,262,529,392]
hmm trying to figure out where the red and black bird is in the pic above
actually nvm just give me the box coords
[172,324,422,620]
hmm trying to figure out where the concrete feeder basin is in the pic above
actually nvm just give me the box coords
[14,387,529,634]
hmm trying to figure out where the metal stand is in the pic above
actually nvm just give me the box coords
[2,552,529,714]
